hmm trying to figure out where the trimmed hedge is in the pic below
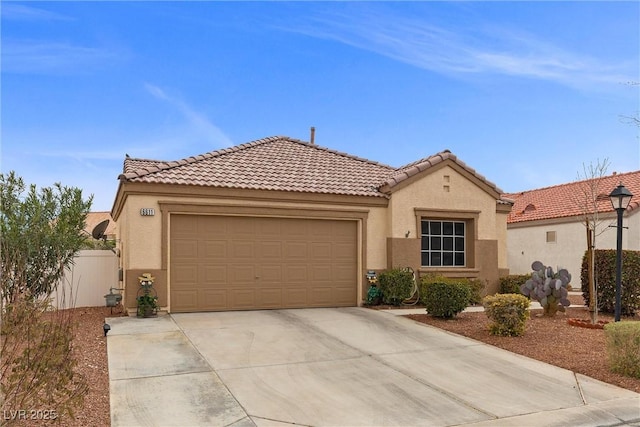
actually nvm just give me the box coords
[378,268,415,306]
[421,277,471,319]
[419,275,484,306]
[604,321,640,378]
[498,275,531,294]
[482,293,530,337]
[580,250,640,316]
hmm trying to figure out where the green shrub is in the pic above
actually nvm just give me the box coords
[421,277,471,318]
[604,321,640,378]
[482,293,530,336]
[467,278,485,305]
[580,250,640,316]
[418,275,483,305]
[499,275,530,294]
[378,268,415,305]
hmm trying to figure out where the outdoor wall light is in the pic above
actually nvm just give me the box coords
[609,183,633,322]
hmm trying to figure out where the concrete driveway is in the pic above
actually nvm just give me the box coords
[107,308,640,427]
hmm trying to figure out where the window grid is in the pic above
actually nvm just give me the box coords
[421,220,465,267]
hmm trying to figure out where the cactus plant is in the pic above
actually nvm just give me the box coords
[520,261,571,316]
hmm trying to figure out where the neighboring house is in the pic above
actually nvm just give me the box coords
[111,136,513,313]
[84,211,117,241]
[505,171,640,282]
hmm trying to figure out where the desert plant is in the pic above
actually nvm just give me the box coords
[421,277,471,318]
[1,292,88,424]
[580,249,640,317]
[520,261,571,316]
[604,321,640,378]
[482,293,530,336]
[378,268,415,306]
[499,274,531,294]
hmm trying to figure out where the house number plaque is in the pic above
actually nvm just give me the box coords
[140,208,155,216]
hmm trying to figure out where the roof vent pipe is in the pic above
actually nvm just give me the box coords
[310,127,315,145]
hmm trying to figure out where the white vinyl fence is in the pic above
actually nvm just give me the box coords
[50,250,119,309]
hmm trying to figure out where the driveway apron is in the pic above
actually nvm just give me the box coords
[107,307,640,427]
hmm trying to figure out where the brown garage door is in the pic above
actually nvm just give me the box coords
[170,214,358,312]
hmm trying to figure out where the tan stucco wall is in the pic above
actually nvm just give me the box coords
[388,165,499,240]
[507,212,640,283]
[116,191,389,309]
[366,206,389,270]
[384,164,508,294]
[114,162,512,308]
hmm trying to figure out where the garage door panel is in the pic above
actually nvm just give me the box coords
[202,290,228,310]
[284,241,308,258]
[258,220,281,236]
[310,287,333,305]
[199,218,227,235]
[334,287,357,305]
[231,241,254,259]
[172,290,198,311]
[260,265,282,283]
[311,265,332,281]
[332,221,357,240]
[333,264,357,281]
[311,242,332,259]
[258,289,282,307]
[333,242,356,258]
[229,264,256,283]
[203,240,227,259]
[285,288,308,306]
[171,215,357,312]
[172,216,198,234]
[285,265,308,281]
[173,240,198,259]
[173,264,198,284]
[202,265,227,283]
[259,241,282,259]
[231,289,256,308]
[228,217,256,235]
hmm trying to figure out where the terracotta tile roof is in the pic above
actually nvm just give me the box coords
[382,149,504,195]
[505,170,640,224]
[120,136,395,197]
[119,136,509,202]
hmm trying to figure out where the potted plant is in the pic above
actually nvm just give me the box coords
[137,293,158,318]
[136,273,158,318]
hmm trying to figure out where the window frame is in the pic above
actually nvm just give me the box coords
[420,219,466,267]
[414,208,479,269]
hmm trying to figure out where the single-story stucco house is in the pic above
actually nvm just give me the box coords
[506,170,640,281]
[111,136,514,313]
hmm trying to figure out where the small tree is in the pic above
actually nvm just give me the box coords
[571,159,610,324]
[1,171,92,304]
[1,172,92,423]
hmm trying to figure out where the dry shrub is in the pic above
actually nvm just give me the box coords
[1,293,88,425]
[604,321,640,378]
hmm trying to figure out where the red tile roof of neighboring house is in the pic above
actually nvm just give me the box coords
[119,136,506,200]
[504,170,640,224]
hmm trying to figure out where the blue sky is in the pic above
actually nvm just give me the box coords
[2,1,639,212]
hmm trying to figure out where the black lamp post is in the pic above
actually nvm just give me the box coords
[609,184,633,322]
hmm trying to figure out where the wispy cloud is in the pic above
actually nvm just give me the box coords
[2,39,125,75]
[143,82,232,149]
[283,7,635,89]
